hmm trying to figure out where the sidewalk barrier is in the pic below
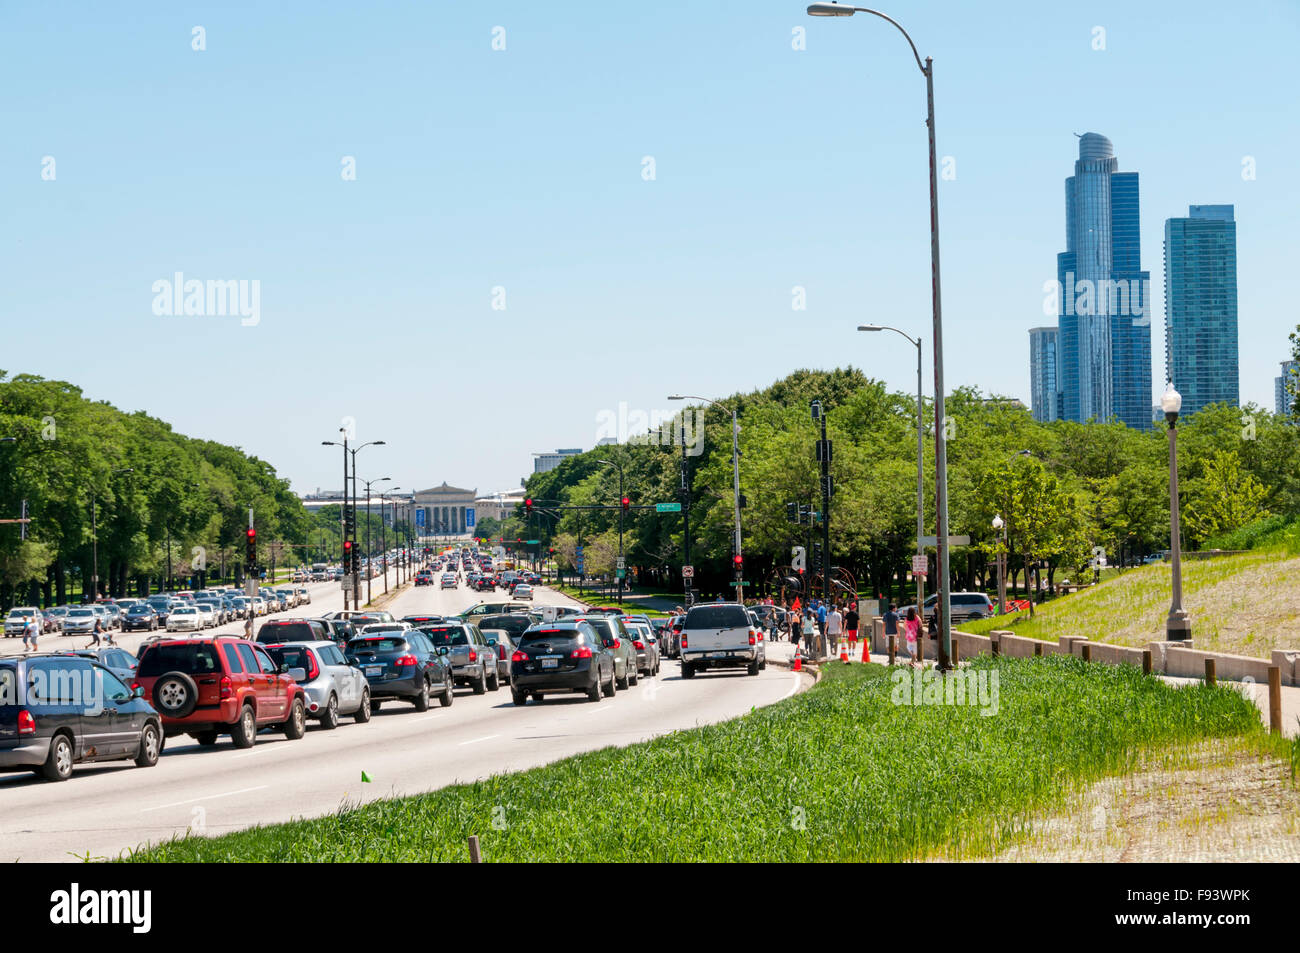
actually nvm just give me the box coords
[839,640,849,663]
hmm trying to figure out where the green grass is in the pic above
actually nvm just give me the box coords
[118,656,1274,863]
[961,547,1300,658]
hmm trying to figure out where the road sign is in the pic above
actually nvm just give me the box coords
[920,535,971,547]
[911,554,928,574]
[526,539,540,545]
[682,565,695,578]
[245,578,259,598]
[465,507,475,529]
[616,557,625,570]
[655,502,682,513]
[576,544,585,572]
[415,509,425,527]
[615,569,626,580]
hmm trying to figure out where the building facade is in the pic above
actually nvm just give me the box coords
[1164,205,1238,417]
[1029,326,1060,422]
[1056,133,1152,430]
[1278,360,1299,417]
[533,448,583,474]
[411,483,477,536]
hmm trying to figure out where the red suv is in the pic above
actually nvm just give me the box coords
[133,636,307,748]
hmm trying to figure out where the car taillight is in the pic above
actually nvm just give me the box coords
[468,649,478,662]
[572,646,593,659]
[497,644,506,660]
[17,710,35,735]
[219,675,233,699]
[306,652,320,681]
[748,633,757,645]
[633,640,645,650]
[511,650,528,663]
[395,654,418,667]
[681,635,688,648]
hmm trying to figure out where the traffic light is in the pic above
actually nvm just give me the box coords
[245,527,257,567]
[343,539,353,571]
[786,502,797,523]
[732,554,743,570]
[621,496,630,513]
[524,497,533,515]
[548,547,555,556]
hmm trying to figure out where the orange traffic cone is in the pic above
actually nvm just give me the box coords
[861,640,871,664]
[792,651,802,672]
[839,641,849,663]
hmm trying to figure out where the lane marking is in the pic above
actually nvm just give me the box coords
[138,785,269,813]
[457,734,500,746]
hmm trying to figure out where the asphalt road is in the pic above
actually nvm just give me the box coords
[0,569,808,861]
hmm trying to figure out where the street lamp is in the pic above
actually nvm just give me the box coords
[1162,383,1190,642]
[810,2,954,670]
[991,514,1006,615]
[379,486,400,593]
[858,325,923,615]
[594,458,627,605]
[669,395,744,605]
[361,476,391,604]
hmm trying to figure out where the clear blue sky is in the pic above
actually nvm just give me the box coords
[4,1,1296,496]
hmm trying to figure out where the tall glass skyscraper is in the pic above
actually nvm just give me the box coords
[1056,133,1153,430]
[1028,326,1060,422]
[1164,205,1238,417]
[1276,360,1297,417]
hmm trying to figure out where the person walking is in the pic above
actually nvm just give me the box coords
[800,609,817,658]
[845,602,860,654]
[23,614,40,653]
[815,601,828,657]
[883,603,901,662]
[903,607,921,667]
[87,617,104,649]
[826,603,844,659]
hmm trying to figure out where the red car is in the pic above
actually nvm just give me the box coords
[132,636,307,748]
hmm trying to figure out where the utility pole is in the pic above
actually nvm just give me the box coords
[679,421,692,607]
[812,400,832,605]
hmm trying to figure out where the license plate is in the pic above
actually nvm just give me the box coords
[366,665,383,676]
[710,651,729,658]
[541,658,558,670]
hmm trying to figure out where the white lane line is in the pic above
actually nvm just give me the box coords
[139,785,269,813]
[457,734,500,746]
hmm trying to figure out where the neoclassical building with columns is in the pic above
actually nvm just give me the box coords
[411,483,477,536]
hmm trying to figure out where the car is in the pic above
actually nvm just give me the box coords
[460,601,530,619]
[401,614,445,627]
[123,603,160,632]
[414,570,433,587]
[440,573,458,590]
[166,605,204,633]
[5,607,43,638]
[146,595,175,624]
[51,647,139,681]
[276,589,298,609]
[264,640,370,728]
[678,603,765,677]
[132,636,308,747]
[513,584,534,601]
[621,619,661,676]
[193,602,218,629]
[479,628,517,686]
[60,606,99,637]
[912,592,996,623]
[574,615,639,689]
[294,587,311,605]
[415,622,498,693]
[45,606,72,632]
[256,618,331,645]
[0,655,163,781]
[508,619,616,705]
[345,631,454,712]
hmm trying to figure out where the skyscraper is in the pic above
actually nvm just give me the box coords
[1028,326,1060,422]
[1278,360,1298,417]
[1056,133,1153,430]
[1164,205,1238,417]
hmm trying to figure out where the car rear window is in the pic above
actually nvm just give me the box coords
[480,615,532,636]
[684,606,750,629]
[138,642,222,677]
[267,646,312,672]
[419,626,469,646]
[347,637,407,653]
[257,622,319,643]
[521,627,579,643]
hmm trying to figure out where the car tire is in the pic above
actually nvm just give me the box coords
[353,689,372,722]
[602,665,616,697]
[586,674,601,702]
[230,704,257,748]
[747,660,760,676]
[472,667,486,695]
[681,661,695,679]
[41,733,74,782]
[439,675,454,707]
[135,722,161,767]
[283,698,307,739]
[628,665,639,687]
[511,688,528,706]
[487,668,500,691]
[152,672,199,719]
[321,694,340,730]
[616,666,629,690]
[413,678,430,711]
[196,731,219,746]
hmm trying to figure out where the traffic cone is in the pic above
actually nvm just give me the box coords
[792,652,802,672]
[839,639,849,663]
[861,640,871,664]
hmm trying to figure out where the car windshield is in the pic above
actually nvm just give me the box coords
[138,642,222,677]
[419,626,469,646]
[68,609,94,617]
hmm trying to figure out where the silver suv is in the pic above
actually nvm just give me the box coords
[264,640,371,729]
[415,622,498,694]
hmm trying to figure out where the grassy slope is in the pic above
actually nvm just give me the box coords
[119,657,1276,863]
[964,548,1300,658]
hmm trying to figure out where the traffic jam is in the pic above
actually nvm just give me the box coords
[0,548,770,782]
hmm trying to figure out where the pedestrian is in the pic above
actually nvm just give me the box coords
[88,617,104,649]
[883,602,900,661]
[800,609,817,657]
[826,602,843,658]
[845,602,860,654]
[243,616,254,640]
[816,600,828,646]
[23,614,39,653]
[903,607,921,667]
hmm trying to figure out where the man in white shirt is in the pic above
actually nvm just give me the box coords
[826,604,843,659]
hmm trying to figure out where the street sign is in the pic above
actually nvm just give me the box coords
[415,509,425,528]
[340,574,356,592]
[682,565,694,578]
[920,535,971,547]
[526,539,540,545]
[615,569,626,580]
[465,507,475,529]
[575,544,585,573]
[616,557,625,570]
[245,578,259,598]
[911,554,928,574]
[655,502,682,513]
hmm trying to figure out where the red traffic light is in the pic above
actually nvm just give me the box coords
[246,528,256,539]
[733,555,743,567]
[524,498,533,511]
[343,540,352,551]
[621,496,630,510]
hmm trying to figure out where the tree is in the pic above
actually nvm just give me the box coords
[1185,451,1269,548]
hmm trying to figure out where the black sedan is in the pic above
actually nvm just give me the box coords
[509,620,615,705]
[345,631,454,713]
[122,604,160,632]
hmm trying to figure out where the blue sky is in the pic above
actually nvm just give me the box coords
[4,1,1297,496]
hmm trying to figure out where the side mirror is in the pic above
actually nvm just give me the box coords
[133,685,145,699]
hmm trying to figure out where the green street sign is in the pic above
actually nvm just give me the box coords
[525,539,540,545]
[615,569,627,579]
[655,503,682,513]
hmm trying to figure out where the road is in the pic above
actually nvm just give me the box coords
[0,569,808,862]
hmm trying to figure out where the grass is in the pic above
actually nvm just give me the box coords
[962,547,1300,658]
[118,655,1276,863]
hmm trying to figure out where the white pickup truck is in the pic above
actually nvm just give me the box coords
[679,603,765,678]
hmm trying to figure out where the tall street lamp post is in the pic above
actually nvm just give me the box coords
[379,487,400,593]
[808,1,953,669]
[594,459,626,605]
[992,514,1006,614]
[669,395,743,605]
[858,325,923,615]
[1162,384,1191,641]
[362,476,391,604]
[322,431,351,609]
